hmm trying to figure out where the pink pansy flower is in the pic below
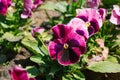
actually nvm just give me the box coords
[67,18,89,41]
[0,0,12,15]
[98,8,107,21]
[9,66,36,80]
[48,24,86,66]
[76,8,103,36]
[87,0,101,8]
[31,27,44,37]
[109,5,120,25]
[21,0,43,19]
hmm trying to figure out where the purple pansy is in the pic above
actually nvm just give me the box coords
[0,0,12,15]
[21,0,43,19]
[67,18,89,41]
[109,5,120,25]
[76,8,103,36]
[31,27,44,37]
[21,0,34,19]
[98,8,107,21]
[48,24,86,66]
[9,66,36,80]
[87,0,101,8]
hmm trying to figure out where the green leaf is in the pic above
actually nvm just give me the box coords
[0,22,9,28]
[55,1,68,13]
[21,37,44,56]
[72,71,85,80]
[87,61,120,73]
[30,55,45,64]
[26,66,39,77]
[2,32,23,42]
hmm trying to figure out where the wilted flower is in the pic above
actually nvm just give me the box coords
[87,0,101,8]
[0,0,12,15]
[109,5,120,25]
[98,8,107,21]
[67,18,89,41]
[48,24,86,66]
[31,27,44,37]
[21,0,43,19]
[76,8,103,36]
[9,66,36,80]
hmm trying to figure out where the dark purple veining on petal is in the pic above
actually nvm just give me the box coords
[77,16,88,22]
[76,30,85,36]
[90,19,99,33]
[88,26,95,36]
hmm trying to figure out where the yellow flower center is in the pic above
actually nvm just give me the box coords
[86,22,91,27]
[64,43,69,49]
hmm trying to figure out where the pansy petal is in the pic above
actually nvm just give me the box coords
[87,0,101,8]
[67,32,86,53]
[110,5,120,25]
[52,24,72,39]
[33,0,43,9]
[57,48,80,66]
[48,39,63,60]
[98,8,107,21]
[67,18,89,40]
[9,66,29,80]
[0,0,8,15]
[88,26,95,36]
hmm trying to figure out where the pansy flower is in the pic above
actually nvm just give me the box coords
[9,66,36,80]
[87,0,101,8]
[48,24,86,66]
[98,8,107,21]
[0,0,12,15]
[21,0,43,19]
[109,5,120,25]
[67,18,89,41]
[76,8,102,36]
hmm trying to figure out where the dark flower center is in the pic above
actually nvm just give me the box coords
[63,43,69,49]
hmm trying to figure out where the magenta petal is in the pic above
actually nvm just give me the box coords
[110,5,120,25]
[67,18,89,40]
[52,24,72,39]
[98,8,107,21]
[21,9,32,19]
[21,0,34,19]
[33,0,43,9]
[9,66,29,80]
[0,0,8,15]
[48,39,63,60]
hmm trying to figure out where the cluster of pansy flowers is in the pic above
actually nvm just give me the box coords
[0,0,43,19]
[48,7,107,66]
[48,0,120,66]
